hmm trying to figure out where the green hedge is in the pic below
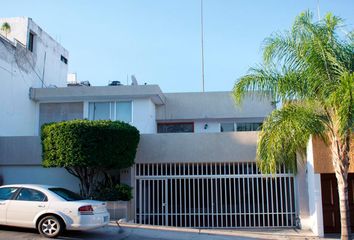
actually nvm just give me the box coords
[92,183,133,201]
[41,119,140,170]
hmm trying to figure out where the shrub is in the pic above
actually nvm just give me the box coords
[93,183,133,201]
[116,184,133,201]
[41,119,140,197]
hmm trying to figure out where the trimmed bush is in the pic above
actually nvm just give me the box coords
[116,183,133,201]
[41,119,140,197]
[93,183,133,201]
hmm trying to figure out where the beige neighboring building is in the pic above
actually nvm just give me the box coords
[1,16,352,238]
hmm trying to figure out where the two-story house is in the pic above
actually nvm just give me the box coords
[0,17,352,237]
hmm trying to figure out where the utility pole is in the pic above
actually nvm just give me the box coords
[201,0,205,92]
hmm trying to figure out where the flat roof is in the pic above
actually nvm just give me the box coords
[29,84,166,105]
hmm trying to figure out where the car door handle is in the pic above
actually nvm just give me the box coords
[0,202,5,205]
[38,205,46,208]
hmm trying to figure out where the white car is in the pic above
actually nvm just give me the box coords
[0,184,110,238]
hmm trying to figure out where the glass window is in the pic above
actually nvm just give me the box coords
[220,123,235,132]
[28,32,35,52]
[89,102,111,120]
[157,122,194,133]
[16,188,47,202]
[0,187,18,200]
[49,188,83,201]
[60,55,68,64]
[236,122,262,131]
[116,102,132,123]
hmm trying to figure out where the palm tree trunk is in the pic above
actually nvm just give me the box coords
[336,171,350,239]
[332,133,351,240]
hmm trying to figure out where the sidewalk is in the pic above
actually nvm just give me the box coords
[110,221,330,240]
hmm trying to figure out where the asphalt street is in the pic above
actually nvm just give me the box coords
[0,225,257,240]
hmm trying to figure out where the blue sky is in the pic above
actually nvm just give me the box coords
[2,1,353,92]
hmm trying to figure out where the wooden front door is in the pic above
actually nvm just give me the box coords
[321,173,354,233]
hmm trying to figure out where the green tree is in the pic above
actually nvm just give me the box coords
[1,22,11,37]
[41,120,140,198]
[233,12,353,239]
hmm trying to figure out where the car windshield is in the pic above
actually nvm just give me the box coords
[49,188,84,201]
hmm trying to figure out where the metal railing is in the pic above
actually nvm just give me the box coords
[135,162,296,228]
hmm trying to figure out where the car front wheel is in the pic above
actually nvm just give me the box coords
[38,215,63,238]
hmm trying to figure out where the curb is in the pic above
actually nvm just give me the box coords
[108,222,320,239]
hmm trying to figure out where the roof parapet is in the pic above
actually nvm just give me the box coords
[29,84,166,105]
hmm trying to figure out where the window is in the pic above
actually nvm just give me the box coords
[88,101,132,123]
[236,122,262,131]
[49,188,83,201]
[0,187,18,200]
[16,188,47,202]
[60,55,68,64]
[220,123,235,132]
[116,101,132,122]
[220,122,262,132]
[157,122,194,133]
[28,32,35,52]
[89,102,111,120]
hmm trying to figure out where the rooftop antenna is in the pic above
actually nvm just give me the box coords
[201,0,205,92]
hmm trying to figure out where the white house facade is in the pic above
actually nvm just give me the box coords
[0,17,352,237]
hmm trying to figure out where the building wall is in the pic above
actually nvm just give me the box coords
[0,38,39,136]
[312,136,354,174]
[0,17,68,136]
[0,17,68,88]
[131,98,156,134]
[156,92,274,121]
[0,166,79,192]
[306,137,324,237]
[0,17,28,46]
[296,153,311,230]
[27,19,68,88]
[135,131,258,164]
[0,136,80,192]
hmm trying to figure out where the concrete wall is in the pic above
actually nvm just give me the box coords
[0,37,39,136]
[0,17,68,88]
[132,99,156,134]
[156,92,274,121]
[0,166,79,192]
[0,136,42,166]
[0,131,258,167]
[0,17,28,47]
[296,153,311,230]
[135,131,258,163]
[0,17,68,136]
[312,136,354,173]
[306,137,324,237]
[0,137,79,192]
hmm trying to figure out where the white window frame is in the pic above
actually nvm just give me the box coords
[87,100,133,123]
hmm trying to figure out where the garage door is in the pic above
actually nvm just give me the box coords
[135,162,296,228]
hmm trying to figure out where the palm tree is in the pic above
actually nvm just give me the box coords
[233,11,353,239]
[1,22,11,38]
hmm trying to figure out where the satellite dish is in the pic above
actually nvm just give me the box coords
[131,75,138,85]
